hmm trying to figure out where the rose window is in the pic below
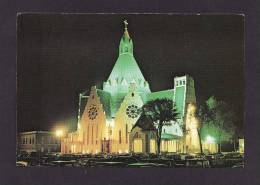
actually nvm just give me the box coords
[88,105,98,120]
[126,105,139,118]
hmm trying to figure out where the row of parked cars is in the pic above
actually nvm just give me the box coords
[16,152,244,168]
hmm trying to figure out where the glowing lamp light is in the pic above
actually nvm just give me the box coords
[56,130,64,137]
[205,135,215,143]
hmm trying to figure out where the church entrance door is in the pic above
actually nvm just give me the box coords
[102,139,110,153]
[133,139,143,153]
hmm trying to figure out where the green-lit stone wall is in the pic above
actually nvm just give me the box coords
[175,86,185,117]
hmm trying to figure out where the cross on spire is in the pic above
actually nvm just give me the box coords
[124,20,128,30]
[123,20,130,38]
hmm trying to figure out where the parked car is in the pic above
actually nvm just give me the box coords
[91,161,127,167]
[50,160,78,167]
[185,159,211,168]
[232,162,244,168]
[140,158,172,167]
[127,162,168,168]
[16,161,28,167]
[110,156,139,164]
[179,153,195,160]
[165,153,181,161]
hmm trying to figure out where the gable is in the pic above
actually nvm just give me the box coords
[96,89,112,119]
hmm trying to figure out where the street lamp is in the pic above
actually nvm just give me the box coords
[55,129,64,137]
[205,135,215,143]
[55,129,64,153]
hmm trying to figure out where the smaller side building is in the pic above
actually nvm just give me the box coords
[17,131,61,154]
[130,116,157,154]
[129,116,183,154]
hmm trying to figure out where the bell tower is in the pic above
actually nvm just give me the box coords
[173,75,196,119]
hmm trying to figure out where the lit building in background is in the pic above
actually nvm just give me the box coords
[61,20,208,154]
[239,139,244,154]
[17,131,61,154]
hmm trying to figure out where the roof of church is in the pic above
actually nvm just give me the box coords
[133,116,181,139]
[161,133,182,140]
[107,20,147,85]
[96,89,112,119]
[147,89,175,101]
[132,115,156,131]
[107,54,147,84]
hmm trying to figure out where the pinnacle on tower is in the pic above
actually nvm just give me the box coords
[123,20,130,38]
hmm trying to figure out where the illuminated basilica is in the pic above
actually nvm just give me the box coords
[61,20,214,154]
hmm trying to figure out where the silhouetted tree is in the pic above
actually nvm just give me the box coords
[198,96,236,153]
[140,98,179,155]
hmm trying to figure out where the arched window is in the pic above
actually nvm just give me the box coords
[134,132,139,138]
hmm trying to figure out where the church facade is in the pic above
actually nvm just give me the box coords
[61,21,203,154]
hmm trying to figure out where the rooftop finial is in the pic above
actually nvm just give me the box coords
[123,20,130,38]
[124,20,128,30]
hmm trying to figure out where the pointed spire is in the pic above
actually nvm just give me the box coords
[123,20,130,38]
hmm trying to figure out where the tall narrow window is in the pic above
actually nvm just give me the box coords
[119,130,122,144]
[96,125,98,145]
[92,126,94,144]
[126,125,128,143]
[96,125,98,138]
[87,126,89,145]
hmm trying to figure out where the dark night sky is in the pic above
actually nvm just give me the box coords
[17,14,244,132]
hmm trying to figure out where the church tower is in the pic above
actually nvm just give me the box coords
[173,75,196,119]
[173,75,199,153]
[103,20,151,117]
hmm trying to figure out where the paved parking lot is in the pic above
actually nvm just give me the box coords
[16,152,244,168]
